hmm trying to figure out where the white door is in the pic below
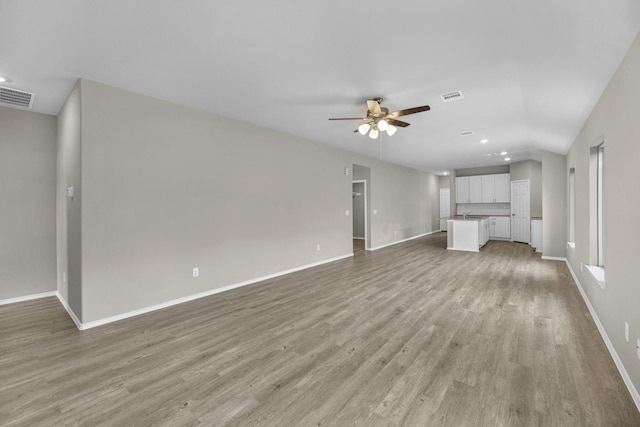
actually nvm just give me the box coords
[511,180,530,243]
[439,188,450,231]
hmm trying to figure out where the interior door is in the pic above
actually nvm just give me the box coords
[511,180,530,243]
[439,188,450,231]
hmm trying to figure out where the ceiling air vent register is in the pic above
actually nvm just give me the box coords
[440,90,464,103]
[0,86,35,109]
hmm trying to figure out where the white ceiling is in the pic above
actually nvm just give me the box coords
[1,0,640,174]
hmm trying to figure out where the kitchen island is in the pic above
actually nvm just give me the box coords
[445,216,490,252]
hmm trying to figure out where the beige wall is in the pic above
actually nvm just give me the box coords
[72,80,439,322]
[541,151,567,258]
[566,31,640,397]
[56,82,83,317]
[0,106,57,299]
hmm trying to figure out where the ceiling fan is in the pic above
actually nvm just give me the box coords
[329,98,430,139]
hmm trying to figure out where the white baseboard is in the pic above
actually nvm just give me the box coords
[56,292,83,330]
[369,230,440,251]
[0,291,57,306]
[541,255,567,261]
[352,237,365,240]
[69,253,354,331]
[564,260,640,412]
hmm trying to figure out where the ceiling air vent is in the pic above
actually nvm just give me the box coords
[0,86,35,109]
[459,131,474,136]
[440,90,464,103]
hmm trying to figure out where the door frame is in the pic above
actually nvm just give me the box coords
[352,179,368,249]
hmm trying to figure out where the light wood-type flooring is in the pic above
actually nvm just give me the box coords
[2,233,639,426]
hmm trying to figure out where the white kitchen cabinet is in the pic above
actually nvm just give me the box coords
[481,175,495,203]
[457,173,510,204]
[469,176,482,203]
[456,177,470,203]
[489,217,510,239]
[478,219,490,247]
[494,173,510,202]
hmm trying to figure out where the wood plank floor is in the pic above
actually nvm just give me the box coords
[2,233,639,426]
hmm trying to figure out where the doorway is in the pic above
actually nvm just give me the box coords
[511,179,530,243]
[352,180,367,254]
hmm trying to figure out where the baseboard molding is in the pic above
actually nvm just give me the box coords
[541,255,567,261]
[56,292,83,330]
[70,253,354,331]
[369,230,440,251]
[0,291,56,306]
[564,260,640,412]
[352,237,365,240]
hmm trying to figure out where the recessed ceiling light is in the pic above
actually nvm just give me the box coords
[504,157,511,161]
[480,139,488,144]
[443,171,450,175]
[500,151,507,155]
[0,76,6,83]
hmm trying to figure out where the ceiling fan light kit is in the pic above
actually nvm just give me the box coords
[329,98,430,140]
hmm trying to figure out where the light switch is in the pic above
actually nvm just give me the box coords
[373,209,378,215]
[345,210,349,216]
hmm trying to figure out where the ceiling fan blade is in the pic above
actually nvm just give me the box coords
[367,99,382,115]
[328,117,368,121]
[388,105,430,118]
[387,118,411,127]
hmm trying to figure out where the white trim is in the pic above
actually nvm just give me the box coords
[369,230,440,251]
[565,260,640,412]
[585,264,606,289]
[56,291,83,330]
[0,291,56,306]
[352,237,365,240]
[541,255,567,262]
[67,253,354,330]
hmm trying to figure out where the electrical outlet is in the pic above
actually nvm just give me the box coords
[316,244,320,251]
[580,262,583,272]
[192,267,199,277]
[373,209,378,215]
[345,210,349,216]
[625,322,630,342]
[344,167,349,175]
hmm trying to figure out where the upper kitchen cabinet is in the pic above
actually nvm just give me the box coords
[482,173,510,203]
[456,176,470,203]
[457,173,510,204]
[456,176,482,203]
[469,176,482,203]
[494,173,510,202]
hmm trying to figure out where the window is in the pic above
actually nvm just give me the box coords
[568,167,575,248]
[586,141,605,288]
[597,144,604,267]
